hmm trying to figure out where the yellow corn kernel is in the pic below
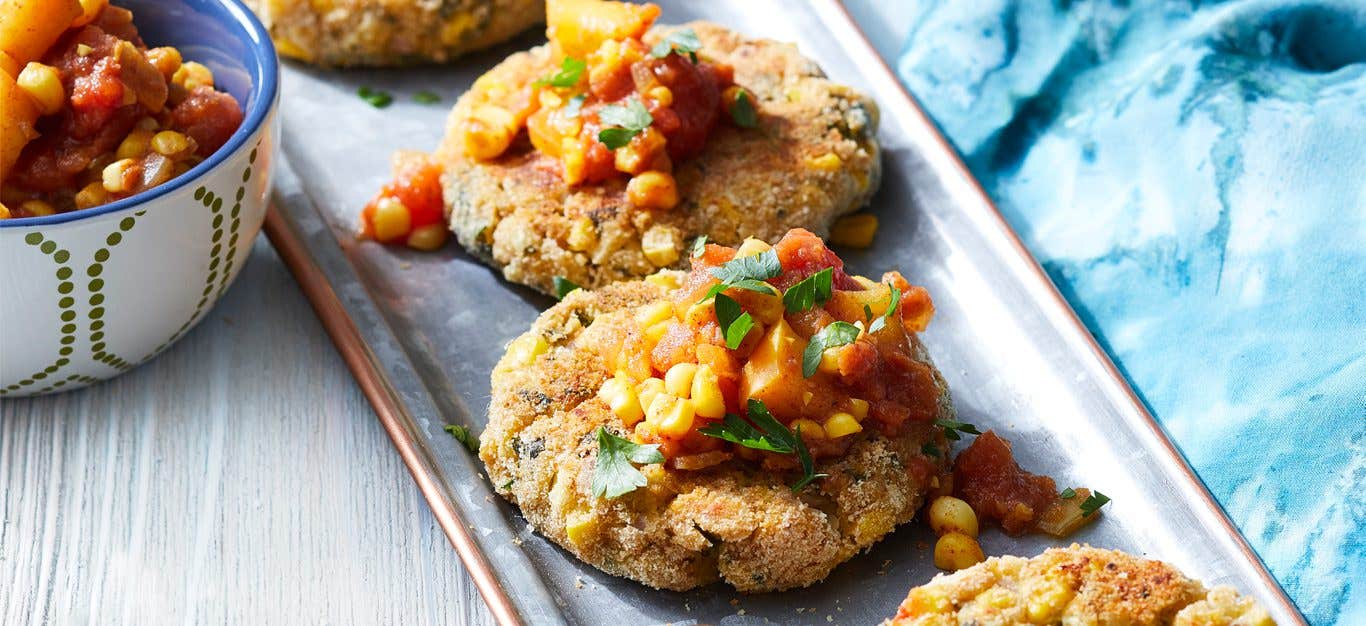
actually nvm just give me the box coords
[566,217,596,251]
[641,223,681,266]
[172,61,214,91]
[462,112,515,161]
[790,418,826,439]
[654,396,696,437]
[818,346,842,374]
[19,200,55,217]
[598,376,644,426]
[848,398,869,420]
[733,237,771,258]
[646,85,673,107]
[136,116,159,131]
[564,511,598,545]
[1025,580,1073,623]
[0,203,10,219]
[933,532,985,571]
[405,224,449,251]
[17,62,64,115]
[116,129,153,160]
[560,138,587,185]
[151,130,192,157]
[829,214,879,248]
[503,333,549,368]
[627,171,678,210]
[636,300,675,327]
[807,152,842,172]
[690,364,725,418]
[644,270,682,290]
[643,321,670,343]
[538,89,563,109]
[145,46,182,80]
[101,158,136,194]
[664,362,697,397]
[979,588,1017,610]
[824,412,862,438]
[74,182,109,209]
[928,496,979,537]
[370,197,412,242]
[635,378,665,414]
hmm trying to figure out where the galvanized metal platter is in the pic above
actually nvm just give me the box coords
[262,1,1305,624]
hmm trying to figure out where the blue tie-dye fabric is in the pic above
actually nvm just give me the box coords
[846,1,1365,623]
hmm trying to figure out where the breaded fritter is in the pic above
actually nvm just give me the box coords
[479,277,951,592]
[888,544,1275,626]
[438,22,881,295]
[245,0,543,66]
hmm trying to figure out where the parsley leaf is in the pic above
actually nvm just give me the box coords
[553,276,581,299]
[650,28,701,62]
[597,128,636,150]
[564,94,586,117]
[783,268,833,313]
[934,418,983,441]
[697,413,792,453]
[592,426,664,499]
[413,90,441,104]
[698,400,826,491]
[690,235,708,258]
[867,285,902,334]
[921,442,940,457]
[535,56,586,88]
[1060,487,1077,499]
[802,321,861,377]
[701,278,779,302]
[713,293,754,349]
[596,98,652,148]
[710,249,781,284]
[1080,490,1110,516]
[357,86,392,108]
[443,424,479,453]
[729,88,758,128]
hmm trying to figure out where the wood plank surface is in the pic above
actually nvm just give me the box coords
[0,240,496,626]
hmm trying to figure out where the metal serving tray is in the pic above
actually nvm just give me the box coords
[262,2,1305,624]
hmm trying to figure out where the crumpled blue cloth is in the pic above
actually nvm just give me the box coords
[847,1,1365,623]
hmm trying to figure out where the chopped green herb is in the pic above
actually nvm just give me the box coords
[553,276,581,299]
[412,90,441,104]
[713,293,754,349]
[866,285,902,334]
[863,304,874,323]
[1060,487,1077,499]
[650,28,701,62]
[596,128,634,150]
[729,88,758,129]
[701,278,779,303]
[710,249,781,284]
[921,442,940,457]
[592,426,664,499]
[596,99,652,148]
[690,235,708,257]
[1080,491,1110,516]
[698,399,825,491]
[501,479,515,490]
[443,424,479,453]
[564,94,586,117]
[934,418,983,441]
[358,86,393,108]
[535,56,586,88]
[801,321,861,377]
[783,267,833,313]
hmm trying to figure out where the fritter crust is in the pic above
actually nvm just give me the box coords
[245,0,543,67]
[479,277,952,592]
[438,22,881,295]
[887,545,1275,626]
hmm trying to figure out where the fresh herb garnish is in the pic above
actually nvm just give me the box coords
[553,276,581,299]
[501,479,515,490]
[358,86,393,108]
[592,426,664,499]
[801,321,861,377]
[729,88,758,129]
[564,94,586,117]
[698,399,825,491]
[443,424,479,453]
[413,90,441,104]
[690,235,708,257]
[934,418,983,441]
[921,442,940,457]
[1060,487,1077,499]
[535,56,586,88]
[867,285,902,334]
[713,293,754,349]
[710,249,781,284]
[783,268,833,313]
[1080,490,1110,516]
[701,278,779,302]
[650,28,701,63]
[597,98,653,149]
[863,304,874,323]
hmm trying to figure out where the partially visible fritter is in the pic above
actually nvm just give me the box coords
[244,0,544,66]
[887,545,1275,626]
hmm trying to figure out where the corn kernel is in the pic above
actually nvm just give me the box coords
[150,130,191,157]
[502,333,548,368]
[654,396,696,437]
[824,412,862,438]
[636,300,675,327]
[807,152,842,172]
[370,197,412,243]
[790,418,826,439]
[690,365,726,418]
[101,158,136,194]
[17,62,64,115]
[136,116,159,131]
[598,376,644,426]
[405,224,449,251]
[462,119,514,161]
[664,362,697,397]
[635,378,665,413]
[644,270,682,290]
[172,61,214,91]
[848,398,869,420]
[643,321,670,343]
[646,85,673,107]
[1025,580,1072,623]
[19,200,55,217]
[564,217,597,251]
[116,129,153,159]
[928,496,979,537]
[818,347,841,374]
[640,223,681,266]
[561,138,587,185]
[538,89,563,109]
[145,46,182,80]
[74,182,109,209]
[829,214,879,248]
[627,171,678,210]
[733,237,771,258]
[933,532,984,571]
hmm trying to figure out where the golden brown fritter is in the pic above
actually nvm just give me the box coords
[887,544,1275,626]
[479,276,952,592]
[438,22,881,295]
[245,0,543,66]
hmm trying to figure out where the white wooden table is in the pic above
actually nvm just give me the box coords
[0,240,495,625]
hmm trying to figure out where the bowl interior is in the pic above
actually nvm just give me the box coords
[0,0,277,228]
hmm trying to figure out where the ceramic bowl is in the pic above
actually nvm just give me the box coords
[0,0,278,397]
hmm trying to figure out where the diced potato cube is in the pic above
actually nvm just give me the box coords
[824,412,862,438]
[739,318,808,417]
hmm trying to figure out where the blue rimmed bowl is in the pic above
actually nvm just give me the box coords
[0,0,278,397]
